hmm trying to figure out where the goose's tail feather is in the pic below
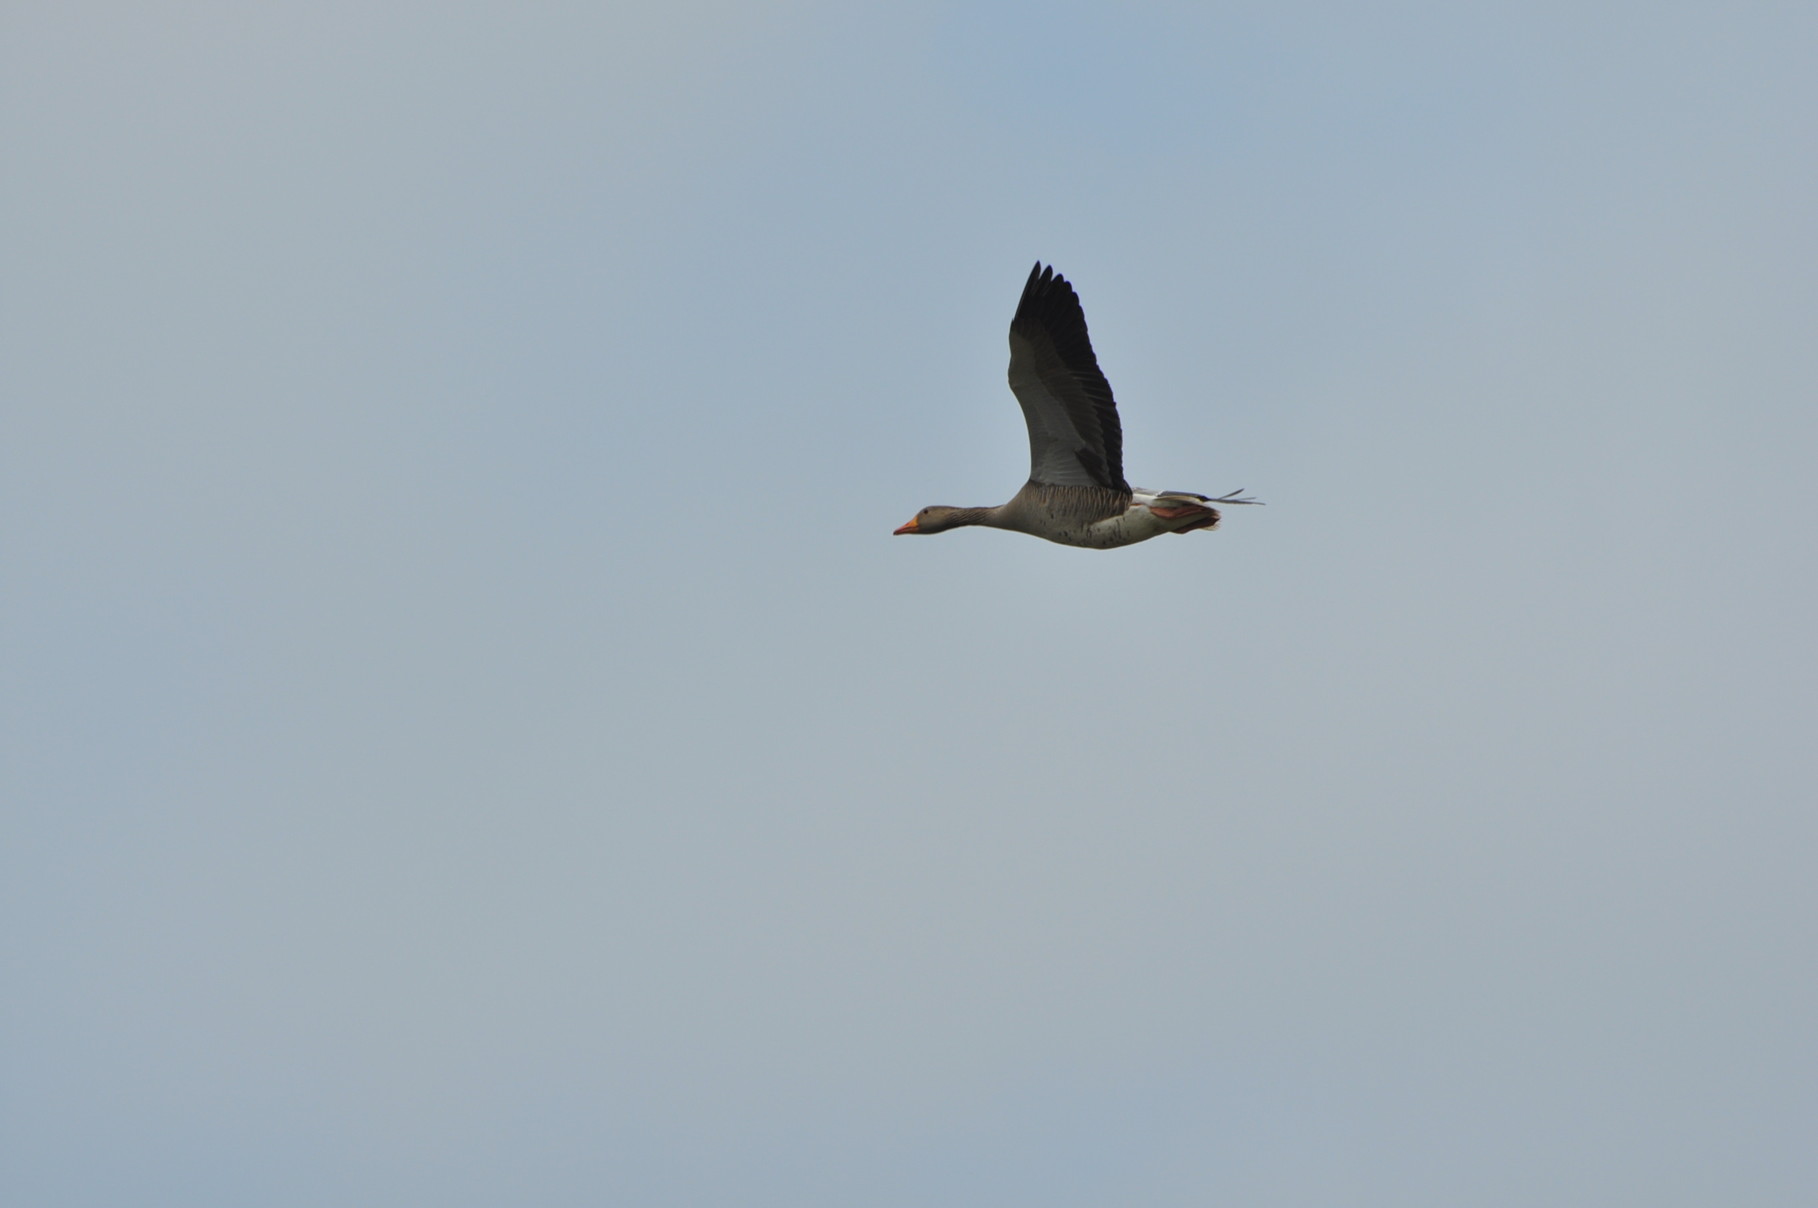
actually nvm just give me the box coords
[1142,488,1262,535]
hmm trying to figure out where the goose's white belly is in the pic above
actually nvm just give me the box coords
[1038,498,1176,549]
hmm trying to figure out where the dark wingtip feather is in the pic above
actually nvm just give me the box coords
[1016,261,1052,320]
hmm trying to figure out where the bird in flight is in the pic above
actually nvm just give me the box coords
[895,262,1259,549]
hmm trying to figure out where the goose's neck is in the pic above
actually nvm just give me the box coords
[948,506,1008,530]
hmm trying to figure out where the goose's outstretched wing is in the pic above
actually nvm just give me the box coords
[1006,263,1130,492]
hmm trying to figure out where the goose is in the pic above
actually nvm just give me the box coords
[895,262,1259,549]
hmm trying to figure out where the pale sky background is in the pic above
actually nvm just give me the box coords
[4,3,1816,1204]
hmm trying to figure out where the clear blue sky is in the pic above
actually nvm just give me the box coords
[4,3,1815,1204]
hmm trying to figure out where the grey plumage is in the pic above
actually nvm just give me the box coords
[895,263,1259,549]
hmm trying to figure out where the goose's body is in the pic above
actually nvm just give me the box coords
[896,263,1258,549]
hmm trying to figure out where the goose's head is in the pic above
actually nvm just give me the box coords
[893,506,969,535]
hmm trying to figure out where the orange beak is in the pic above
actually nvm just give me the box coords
[893,516,919,535]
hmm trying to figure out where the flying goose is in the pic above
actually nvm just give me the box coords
[895,262,1259,549]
